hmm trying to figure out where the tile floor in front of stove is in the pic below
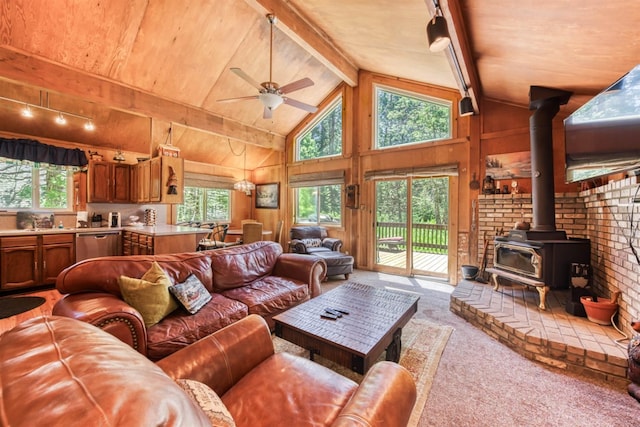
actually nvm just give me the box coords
[451,279,629,385]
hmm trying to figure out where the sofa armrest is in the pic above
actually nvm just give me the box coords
[322,237,343,252]
[157,314,274,397]
[273,253,327,297]
[52,293,148,356]
[289,238,309,254]
[332,362,416,427]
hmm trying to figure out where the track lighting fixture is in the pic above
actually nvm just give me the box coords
[0,94,96,131]
[426,1,450,52]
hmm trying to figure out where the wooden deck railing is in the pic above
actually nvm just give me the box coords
[376,222,448,254]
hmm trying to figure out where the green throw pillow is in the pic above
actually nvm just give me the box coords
[119,261,179,327]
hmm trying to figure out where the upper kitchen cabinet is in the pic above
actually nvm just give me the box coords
[135,156,184,204]
[87,161,130,203]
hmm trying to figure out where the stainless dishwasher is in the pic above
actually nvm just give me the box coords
[76,231,121,262]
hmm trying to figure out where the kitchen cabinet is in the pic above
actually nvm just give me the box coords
[123,231,195,255]
[87,161,130,203]
[0,234,74,291]
[135,156,183,204]
[73,171,87,212]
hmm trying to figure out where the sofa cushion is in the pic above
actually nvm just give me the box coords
[146,294,248,361]
[220,276,309,319]
[169,274,212,314]
[176,379,236,427]
[118,262,179,327]
[211,241,282,291]
[222,352,357,426]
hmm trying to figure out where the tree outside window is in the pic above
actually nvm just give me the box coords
[177,186,230,223]
[0,160,69,209]
[296,97,343,161]
[295,184,341,226]
[375,86,451,149]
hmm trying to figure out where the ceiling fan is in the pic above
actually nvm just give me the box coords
[217,14,318,119]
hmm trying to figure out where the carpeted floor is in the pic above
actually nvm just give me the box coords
[324,270,640,427]
[274,317,453,425]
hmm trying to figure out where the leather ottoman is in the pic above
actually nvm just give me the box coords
[312,252,354,280]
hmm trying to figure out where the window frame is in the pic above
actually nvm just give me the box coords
[0,160,73,211]
[373,84,452,150]
[293,183,343,227]
[177,186,232,224]
[294,95,344,162]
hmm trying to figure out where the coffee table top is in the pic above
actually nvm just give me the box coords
[273,282,419,356]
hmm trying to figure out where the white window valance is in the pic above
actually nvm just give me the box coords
[288,170,345,188]
[184,172,236,190]
[364,164,458,181]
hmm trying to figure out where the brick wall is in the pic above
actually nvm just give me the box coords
[477,178,640,336]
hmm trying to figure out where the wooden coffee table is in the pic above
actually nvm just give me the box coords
[273,282,419,374]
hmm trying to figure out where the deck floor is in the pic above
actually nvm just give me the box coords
[376,250,448,276]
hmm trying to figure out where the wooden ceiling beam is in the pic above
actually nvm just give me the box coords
[0,46,285,151]
[244,0,359,87]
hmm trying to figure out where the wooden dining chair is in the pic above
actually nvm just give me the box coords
[273,220,284,245]
[198,224,239,250]
[241,219,258,225]
[242,222,263,244]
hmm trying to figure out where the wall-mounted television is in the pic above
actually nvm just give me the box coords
[564,64,640,183]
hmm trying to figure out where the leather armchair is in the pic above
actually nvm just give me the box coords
[289,225,343,253]
[0,314,416,427]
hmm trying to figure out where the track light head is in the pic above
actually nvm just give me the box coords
[426,15,451,52]
[459,96,474,116]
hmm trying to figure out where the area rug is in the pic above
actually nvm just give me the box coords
[273,318,454,426]
[0,296,46,319]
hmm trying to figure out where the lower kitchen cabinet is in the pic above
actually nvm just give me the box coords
[0,234,74,291]
[123,231,197,255]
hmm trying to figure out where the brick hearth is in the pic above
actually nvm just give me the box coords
[451,279,629,387]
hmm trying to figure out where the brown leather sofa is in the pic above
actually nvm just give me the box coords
[53,241,326,360]
[0,315,416,427]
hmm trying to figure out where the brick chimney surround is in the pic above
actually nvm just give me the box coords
[477,175,640,338]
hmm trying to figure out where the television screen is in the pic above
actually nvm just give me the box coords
[564,64,640,183]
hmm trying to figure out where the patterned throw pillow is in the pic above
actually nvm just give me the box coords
[169,274,212,314]
[176,379,236,427]
[301,238,322,248]
[118,262,179,327]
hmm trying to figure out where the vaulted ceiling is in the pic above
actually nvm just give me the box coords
[0,0,638,163]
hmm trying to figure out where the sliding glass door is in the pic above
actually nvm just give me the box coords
[374,177,449,278]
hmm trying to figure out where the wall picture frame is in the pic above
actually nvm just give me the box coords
[255,182,280,209]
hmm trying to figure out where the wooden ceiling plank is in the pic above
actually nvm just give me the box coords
[0,46,285,151]
[244,0,359,87]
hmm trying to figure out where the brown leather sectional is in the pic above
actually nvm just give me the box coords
[0,314,416,426]
[53,241,327,360]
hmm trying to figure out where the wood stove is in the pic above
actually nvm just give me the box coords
[487,87,591,310]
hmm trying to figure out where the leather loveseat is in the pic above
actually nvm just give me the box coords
[53,241,326,360]
[0,315,416,427]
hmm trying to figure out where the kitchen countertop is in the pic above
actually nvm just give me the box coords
[0,225,205,237]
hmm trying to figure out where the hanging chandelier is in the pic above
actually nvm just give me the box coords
[231,140,255,195]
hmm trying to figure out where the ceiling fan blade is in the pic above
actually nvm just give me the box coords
[217,95,259,103]
[279,77,315,94]
[263,106,273,119]
[283,97,318,113]
[230,68,264,91]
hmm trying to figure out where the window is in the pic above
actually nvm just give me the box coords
[374,86,451,149]
[296,96,343,161]
[177,186,231,224]
[0,160,70,209]
[295,184,342,226]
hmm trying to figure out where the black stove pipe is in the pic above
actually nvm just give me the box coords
[528,86,572,232]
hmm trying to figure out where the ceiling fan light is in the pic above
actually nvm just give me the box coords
[259,92,283,110]
[459,96,474,116]
[426,15,450,52]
